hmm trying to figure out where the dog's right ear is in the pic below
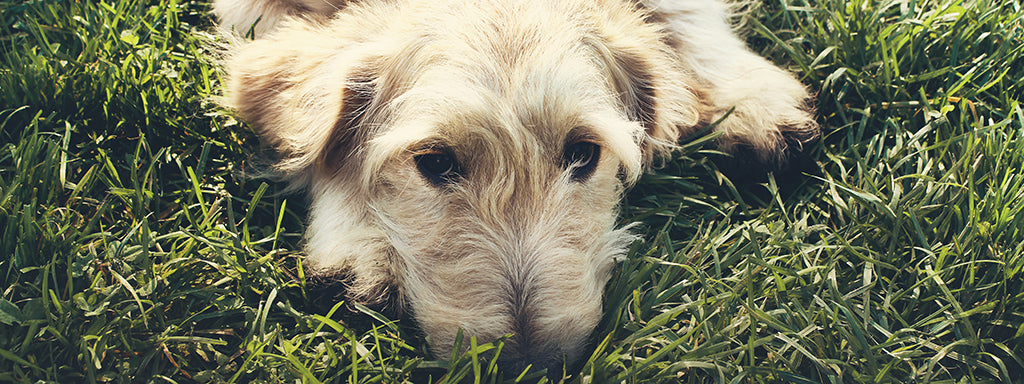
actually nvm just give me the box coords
[223,25,377,189]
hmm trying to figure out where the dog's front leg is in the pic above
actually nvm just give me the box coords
[213,0,347,37]
[644,0,818,164]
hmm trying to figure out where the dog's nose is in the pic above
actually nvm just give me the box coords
[495,343,565,379]
[493,358,561,378]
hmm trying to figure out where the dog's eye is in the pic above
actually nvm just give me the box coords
[562,141,600,181]
[415,151,460,185]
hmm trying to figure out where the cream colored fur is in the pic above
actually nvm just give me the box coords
[215,0,818,372]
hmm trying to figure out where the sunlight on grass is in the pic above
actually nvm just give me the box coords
[1,0,1022,382]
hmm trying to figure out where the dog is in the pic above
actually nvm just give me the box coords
[214,0,817,375]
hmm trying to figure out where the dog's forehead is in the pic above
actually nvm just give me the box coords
[390,42,622,141]
[362,0,646,179]
[425,68,605,139]
[381,67,636,165]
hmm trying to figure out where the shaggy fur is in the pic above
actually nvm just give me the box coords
[215,0,817,374]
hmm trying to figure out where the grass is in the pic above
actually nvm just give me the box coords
[1,0,1022,382]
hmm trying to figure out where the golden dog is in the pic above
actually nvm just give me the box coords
[215,0,817,374]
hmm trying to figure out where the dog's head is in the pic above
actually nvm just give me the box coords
[224,0,700,373]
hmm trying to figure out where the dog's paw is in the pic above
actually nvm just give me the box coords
[705,65,819,168]
[708,89,819,186]
[715,100,818,166]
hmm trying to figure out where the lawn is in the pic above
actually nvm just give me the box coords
[1,0,1022,382]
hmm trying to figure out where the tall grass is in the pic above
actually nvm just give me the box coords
[1,0,1022,382]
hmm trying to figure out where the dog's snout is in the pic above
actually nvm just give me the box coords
[496,305,561,377]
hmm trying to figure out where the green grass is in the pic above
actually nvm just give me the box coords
[1,0,1022,382]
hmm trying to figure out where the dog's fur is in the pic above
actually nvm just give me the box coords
[215,0,817,373]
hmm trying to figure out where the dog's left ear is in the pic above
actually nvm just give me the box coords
[223,24,378,188]
[584,20,704,166]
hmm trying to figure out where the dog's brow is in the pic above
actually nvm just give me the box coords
[408,139,451,153]
[565,126,600,144]
[403,133,460,152]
